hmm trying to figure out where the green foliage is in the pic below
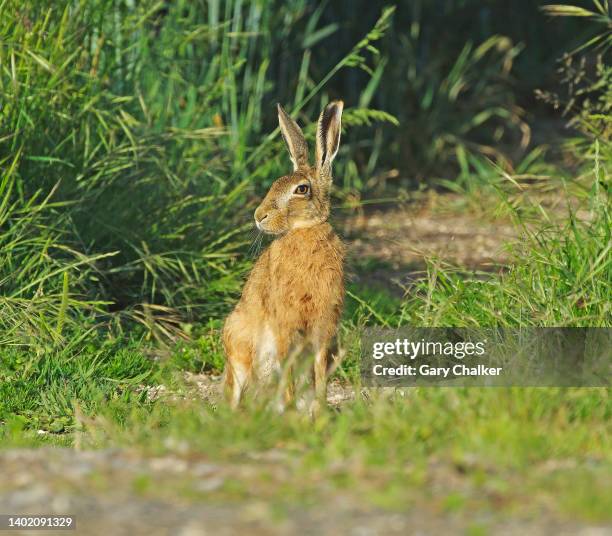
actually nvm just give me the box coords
[0,156,111,347]
[295,1,595,183]
[164,319,226,374]
[538,1,611,151]
[0,0,395,345]
[0,338,156,431]
[368,153,611,327]
[385,32,528,180]
[341,2,612,329]
[395,2,611,327]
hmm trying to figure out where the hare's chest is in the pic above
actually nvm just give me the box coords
[269,241,320,294]
[267,235,343,312]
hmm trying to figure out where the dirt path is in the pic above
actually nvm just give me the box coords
[345,205,515,268]
[340,195,518,295]
[4,381,610,536]
[2,448,609,536]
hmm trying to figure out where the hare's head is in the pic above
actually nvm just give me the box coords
[254,101,343,235]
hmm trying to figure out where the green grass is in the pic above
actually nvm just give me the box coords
[402,163,610,327]
[0,338,154,432]
[0,171,609,523]
[1,379,610,522]
[0,0,398,346]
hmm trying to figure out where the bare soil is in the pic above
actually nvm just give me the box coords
[345,204,515,269]
[340,194,519,295]
[1,448,609,536]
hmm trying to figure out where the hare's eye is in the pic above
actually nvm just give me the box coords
[294,184,309,195]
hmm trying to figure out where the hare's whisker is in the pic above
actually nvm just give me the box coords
[250,231,264,258]
[247,230,263,257]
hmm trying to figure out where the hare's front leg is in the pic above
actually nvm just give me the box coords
[256,325,294,412]
[280,340,305,408]
[313,345,328,403]
[304,344,329,419]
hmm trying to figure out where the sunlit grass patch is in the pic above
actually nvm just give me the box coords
[3,386,609,521]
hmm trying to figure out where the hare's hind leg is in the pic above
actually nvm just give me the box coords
[223,312,254,409]
[224,355,251,409]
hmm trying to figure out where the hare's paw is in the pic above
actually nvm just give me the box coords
[309,398,324,420]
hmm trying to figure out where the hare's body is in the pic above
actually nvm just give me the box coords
[223,101,345,409]
[224,223,344,407]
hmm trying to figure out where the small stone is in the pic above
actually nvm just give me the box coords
[193,476,225,493]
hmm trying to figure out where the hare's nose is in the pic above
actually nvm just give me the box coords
[254,212,268,230]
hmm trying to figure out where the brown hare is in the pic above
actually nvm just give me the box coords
[223,101,345,411]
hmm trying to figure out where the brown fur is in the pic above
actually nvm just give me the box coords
[223,101,345,410]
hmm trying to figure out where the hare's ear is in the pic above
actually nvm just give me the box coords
[315,100,343,174]
[277,104,309,171]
